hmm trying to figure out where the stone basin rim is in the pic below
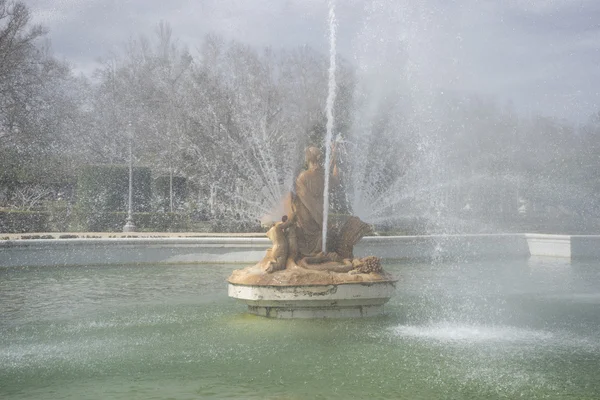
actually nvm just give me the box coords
[226,278,398,288]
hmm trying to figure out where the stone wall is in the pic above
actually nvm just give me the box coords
[1,234,599,268]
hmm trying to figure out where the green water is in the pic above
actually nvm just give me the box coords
[1,258,599,399]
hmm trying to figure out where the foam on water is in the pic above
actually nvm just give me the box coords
[393,323,555,344]
[392,322,600,354]
[542,293,600,303]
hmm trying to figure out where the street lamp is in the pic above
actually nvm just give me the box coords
[123,121,136,232]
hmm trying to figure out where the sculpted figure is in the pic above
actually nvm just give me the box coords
[293,146,326,257]
[257,146,374,275]
[292,146,370,260]
[285,214,299,264]
[261,215,292,273]
[228,146,390,288]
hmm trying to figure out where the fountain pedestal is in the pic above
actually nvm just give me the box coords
[227,264,396,318]
[228,280,396,318]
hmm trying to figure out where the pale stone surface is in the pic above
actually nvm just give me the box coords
[4,234,600,268]
[525,234,571,257]
[0,237,271,267]
[228,279,397,319]
[247,304,385,319]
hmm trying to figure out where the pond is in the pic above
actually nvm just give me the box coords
[1,258,599,399]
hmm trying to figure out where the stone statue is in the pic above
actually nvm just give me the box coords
[258,214,298,273]
[291,146,374,267]
[228,146,388,287]
[260,216,290,273]
[293,146,327,257]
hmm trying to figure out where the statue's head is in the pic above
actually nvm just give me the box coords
[305,146,322,166]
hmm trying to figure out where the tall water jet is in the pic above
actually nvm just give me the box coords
[322,0,337,253]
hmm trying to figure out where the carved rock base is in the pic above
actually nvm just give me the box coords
[228,279,396,319]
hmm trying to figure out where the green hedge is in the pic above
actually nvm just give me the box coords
[0,210,262,233]
[210,219,264,233]
[45,200,70,232]
[154,175,187,211]
[0,151,76,189]
[72,212,190,232]
[0,211,49,233]
[75,165,152,231]
[0,210,190,233]
[76,164,151,212]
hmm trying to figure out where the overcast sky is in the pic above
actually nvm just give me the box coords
[24,0,600,122]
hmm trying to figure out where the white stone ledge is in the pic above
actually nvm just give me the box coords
[1,234,600,267]
[0,237,271,267]
[524,234,571,258]
[228,280,396,318]
[0,237,271,248]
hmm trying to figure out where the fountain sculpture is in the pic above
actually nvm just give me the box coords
[228,146,396,318]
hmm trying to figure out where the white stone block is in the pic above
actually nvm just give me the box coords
[228,281,396,319]
[525,234,571,258]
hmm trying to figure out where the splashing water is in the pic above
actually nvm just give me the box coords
[322,0,337,252]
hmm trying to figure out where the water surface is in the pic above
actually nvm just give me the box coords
[1,258,599,399]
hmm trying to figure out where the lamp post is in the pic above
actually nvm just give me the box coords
[123,121,136,232]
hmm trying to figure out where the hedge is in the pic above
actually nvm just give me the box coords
[45,200,70,232]
[76,164,151,212]
[210,219,264,233]
[154,175,187,211]
[72,212,190,232]
[0,210,49,233]
[75,165,151,231]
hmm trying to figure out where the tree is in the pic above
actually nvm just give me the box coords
[0,1,45,137]
[0,1,79,207]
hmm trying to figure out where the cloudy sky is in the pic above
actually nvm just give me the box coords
[24,0,600,122]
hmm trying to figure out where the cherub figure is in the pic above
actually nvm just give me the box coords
[262,215,294,273]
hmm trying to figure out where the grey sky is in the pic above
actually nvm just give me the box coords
[25,0,600,122]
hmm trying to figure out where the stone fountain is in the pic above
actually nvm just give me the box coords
[228,146,396,318]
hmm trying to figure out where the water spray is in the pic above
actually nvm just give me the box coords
[322,0,337,253]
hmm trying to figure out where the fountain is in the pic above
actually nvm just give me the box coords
[3,1,600,398]
[228,1,396,318]
[227,146,396,318]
